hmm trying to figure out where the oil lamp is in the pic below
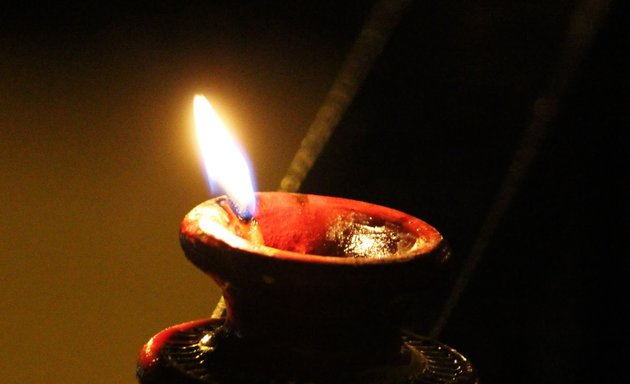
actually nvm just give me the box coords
[136,96,478,383]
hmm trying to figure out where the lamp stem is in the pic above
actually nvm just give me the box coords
[211,296,226,319]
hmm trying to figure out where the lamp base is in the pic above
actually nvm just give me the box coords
[137,319,478,384]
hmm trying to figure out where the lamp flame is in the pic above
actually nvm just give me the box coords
[193,95,256,218]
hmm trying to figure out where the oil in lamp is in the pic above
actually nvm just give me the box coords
[136,96,478,383]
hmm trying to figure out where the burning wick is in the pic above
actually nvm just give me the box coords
[220,198,264,245]
[193,94,257,223]
[227,198,254,222]
[193,95,264,255]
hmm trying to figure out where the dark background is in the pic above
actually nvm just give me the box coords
[1,1,627,383]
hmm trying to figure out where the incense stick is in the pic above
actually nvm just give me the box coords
[430,0,612,338]
[279,0,412,193]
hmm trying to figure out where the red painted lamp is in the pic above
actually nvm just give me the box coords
[136,96,478,383]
